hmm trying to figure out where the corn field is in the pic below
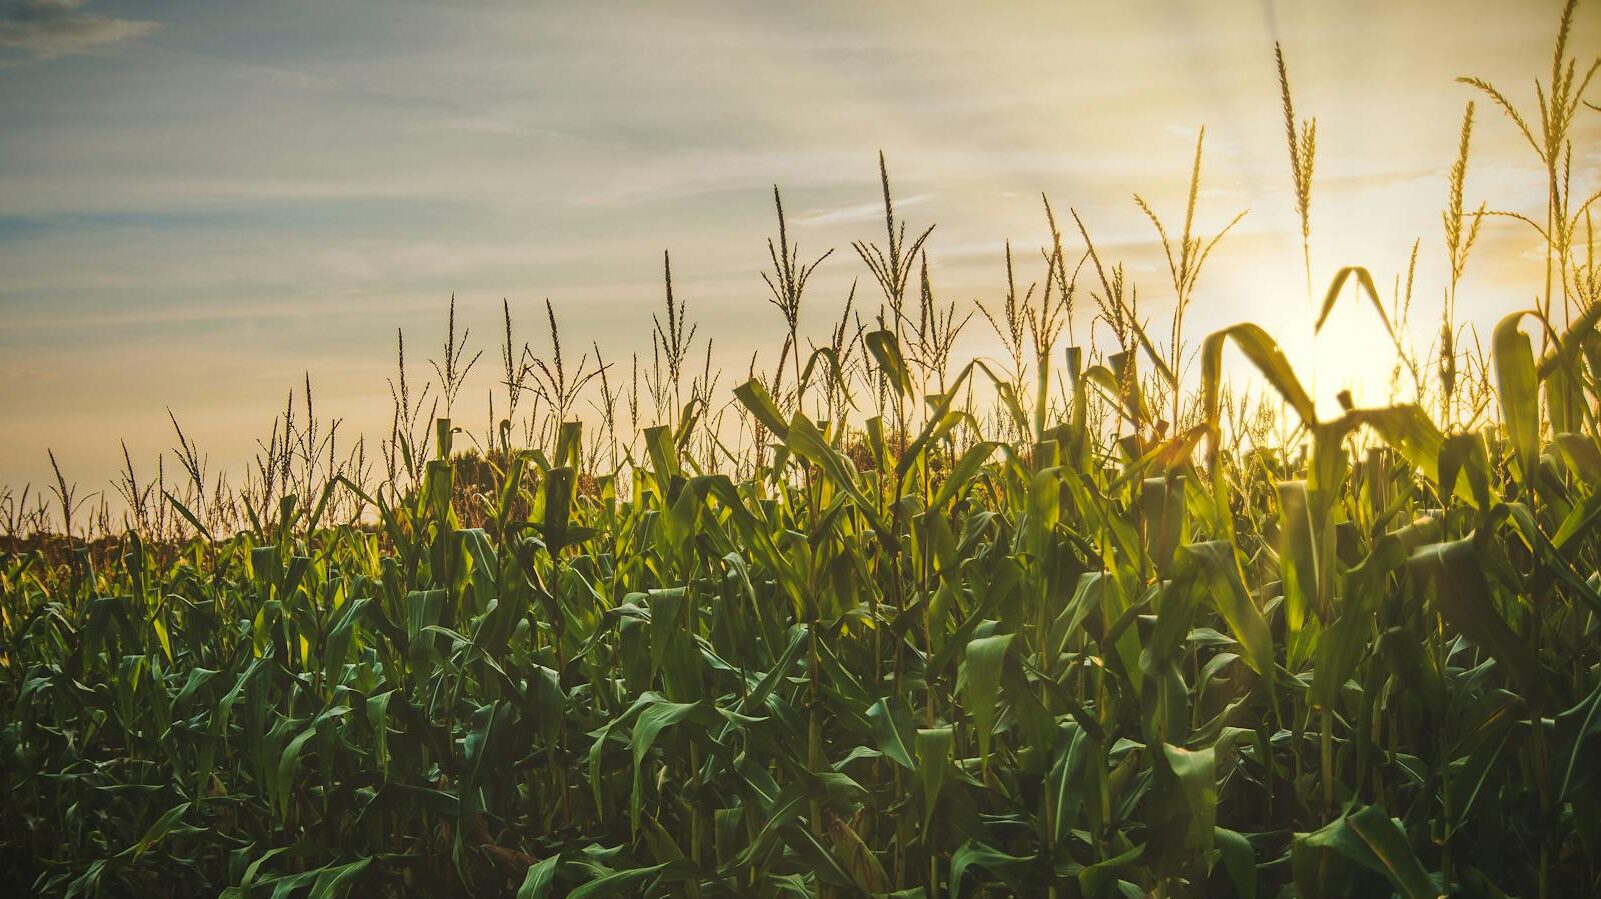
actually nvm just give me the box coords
[2,4,1600,898]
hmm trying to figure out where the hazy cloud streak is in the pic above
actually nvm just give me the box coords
[0,0,160,59]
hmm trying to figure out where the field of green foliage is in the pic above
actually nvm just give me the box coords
[2,5,1600,898]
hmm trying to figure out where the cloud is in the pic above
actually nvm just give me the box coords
[794,194,930,226]
[0,0,160,59]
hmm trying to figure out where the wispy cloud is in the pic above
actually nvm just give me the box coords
[794,194,930,226]
[0,0,160,60]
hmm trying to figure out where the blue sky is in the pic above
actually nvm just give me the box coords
[1,0,1590,496]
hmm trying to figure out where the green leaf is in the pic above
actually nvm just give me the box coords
[1160,743,1217,853]
[1316,266,1393,337]
[1077,841,1145,899]
[1214,826,1256,899]
[307,857,372,899]
[1201,323,1318,439]
[930,442,998,509]
[1554,432,1601,489]
[962,632,1015,767]
[1448,699,1526,828]
[128,802,190,860]
[1276,480,1318,636]
[949,840,1038,899]
[1181,542,1273,678]
[517,855,563,899]
[567,861,679,899]
[785,413,892,547]
[1557,678,1601,799]
[629,699,713,834]
[1411,536,1546,708]
[865,329,915,397]
[1294,804,1439,899]
[867,696,916,770]
[916,726,953,830]
[1492,311,1540,478]
[735,378,790,440]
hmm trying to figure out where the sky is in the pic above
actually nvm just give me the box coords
[1,0,1595,502]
